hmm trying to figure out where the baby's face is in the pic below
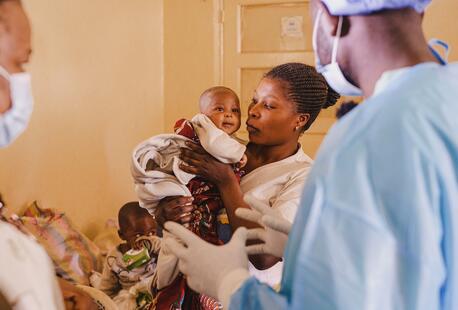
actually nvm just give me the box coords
[200,91,241,135]
[120,215,157,250]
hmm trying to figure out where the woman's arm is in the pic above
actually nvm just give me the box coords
[179,141,256,230]
[180,142,281,269]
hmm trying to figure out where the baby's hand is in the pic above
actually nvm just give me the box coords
[238,154,248,168]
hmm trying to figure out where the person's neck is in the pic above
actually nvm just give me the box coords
[348,14,438,97]
[247,139,299,169]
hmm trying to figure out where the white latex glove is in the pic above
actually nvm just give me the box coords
[164,221,250,309]
[235,197,292,258]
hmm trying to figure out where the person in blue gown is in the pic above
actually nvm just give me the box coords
[164,0,458,309]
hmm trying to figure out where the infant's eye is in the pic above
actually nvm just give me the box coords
[232,108,240,113]
[215,107,224,112]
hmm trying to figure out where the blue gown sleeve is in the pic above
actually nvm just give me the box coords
[229,277,288,309]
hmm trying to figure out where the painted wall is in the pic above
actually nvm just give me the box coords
[0,0,164,237]
[423,0,458,61]
[0,0,456,235]
[163,0,219,130]
[162,0,458,155]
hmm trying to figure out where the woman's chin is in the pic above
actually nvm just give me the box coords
[248,132,263,144]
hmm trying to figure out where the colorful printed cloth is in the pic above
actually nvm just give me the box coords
[173,118,242,243]
[0,201,100,285]
[154,119,241,310]
[97,239,160,310]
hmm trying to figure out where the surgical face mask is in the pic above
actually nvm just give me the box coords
[0,66,34,148]
[312,11,363,97]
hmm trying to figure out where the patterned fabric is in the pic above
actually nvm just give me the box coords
[154,119,242,310]
[173,118,243,244]
[99,247,158,295]
[97,242,160,310]
[0,201,100,285]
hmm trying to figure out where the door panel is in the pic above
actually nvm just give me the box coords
[221,0,338,158]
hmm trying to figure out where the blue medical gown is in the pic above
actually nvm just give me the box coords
[230,62,458,309]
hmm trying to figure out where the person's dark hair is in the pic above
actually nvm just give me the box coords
[199,86,240,110]
[118,201,152,232]
[336,101,358,119]
[265,63,340,131]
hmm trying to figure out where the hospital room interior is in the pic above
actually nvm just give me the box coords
[0,0,457,309]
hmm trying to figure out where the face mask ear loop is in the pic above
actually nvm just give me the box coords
[428,38,450,65]
[312,10,323,50]
[331,16,343,63]
[312,10,324,69]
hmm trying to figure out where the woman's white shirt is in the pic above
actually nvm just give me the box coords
[240,146,313,287]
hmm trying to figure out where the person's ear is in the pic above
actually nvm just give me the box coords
[316,1,340,37]
[295,113,310,131]
[316,2,352,38]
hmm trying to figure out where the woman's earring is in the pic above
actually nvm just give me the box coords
[295,126,299,131]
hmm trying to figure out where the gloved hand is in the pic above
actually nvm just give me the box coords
[235,197,292,258]
[164,222,250,309]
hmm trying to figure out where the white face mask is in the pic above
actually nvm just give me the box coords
[0,66,34,148]
[312,10,363,97]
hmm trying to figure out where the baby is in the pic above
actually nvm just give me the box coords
[174,86,247,167]
[172,86,246,243]
[97,202,161,310]
[131,86,246,310]
[199,86,243,140]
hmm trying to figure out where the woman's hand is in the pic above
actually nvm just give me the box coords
[155,196,194,227]
[179,141,236,186]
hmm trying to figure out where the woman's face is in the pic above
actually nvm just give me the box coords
[246,78,299,146]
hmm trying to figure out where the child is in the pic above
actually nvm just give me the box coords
[97,202,161,310]
[131,86,246,309]
[172,86,246,243]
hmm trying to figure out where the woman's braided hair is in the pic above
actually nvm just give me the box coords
[265,62,340,131]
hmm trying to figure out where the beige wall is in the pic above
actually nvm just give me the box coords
[162,0,458,153]
[0,0,164,237]
[424,0,458,61]
[163,0,219,130]
[0,1,456,236]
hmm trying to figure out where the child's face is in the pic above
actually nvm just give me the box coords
[200,91,241,135]
[119,215,157,250]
